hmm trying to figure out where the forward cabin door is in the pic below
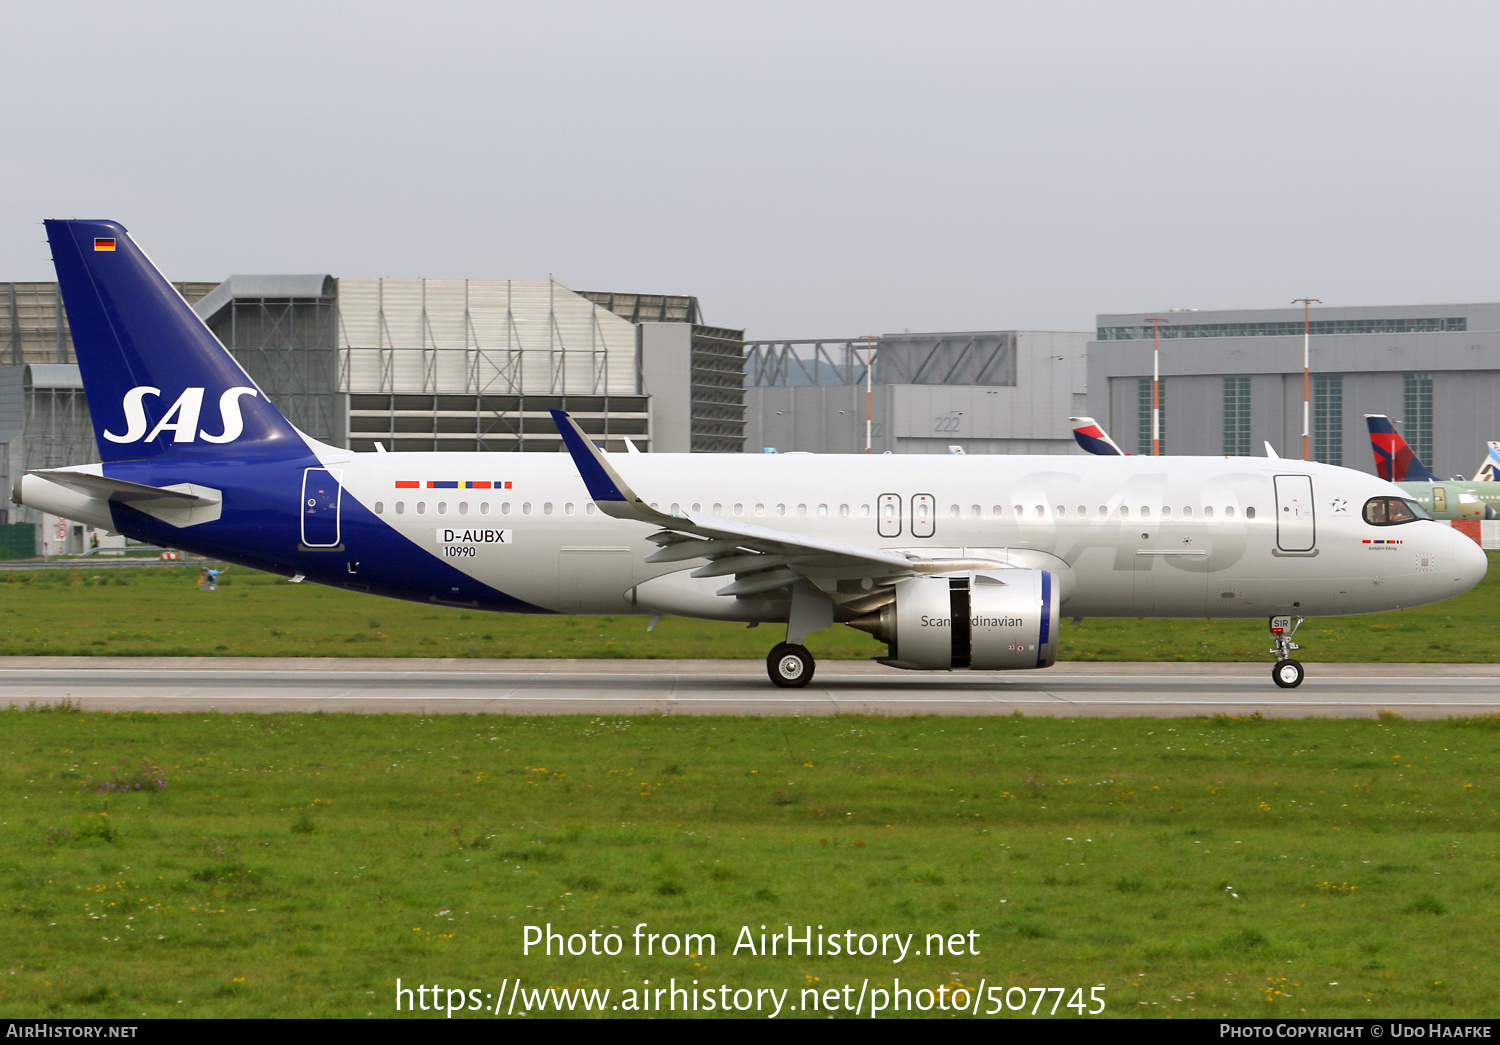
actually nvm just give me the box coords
[1274,474,1316,553]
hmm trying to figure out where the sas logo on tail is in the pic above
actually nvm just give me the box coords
[104,386,260,444]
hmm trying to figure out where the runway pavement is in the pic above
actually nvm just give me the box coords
[0,657,1495,718]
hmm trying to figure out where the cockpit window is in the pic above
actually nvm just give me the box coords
[1363,496,1429,525]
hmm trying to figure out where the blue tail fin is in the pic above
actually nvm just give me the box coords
[45,219,305,463]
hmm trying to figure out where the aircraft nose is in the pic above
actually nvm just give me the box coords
[1448,527,1488,595]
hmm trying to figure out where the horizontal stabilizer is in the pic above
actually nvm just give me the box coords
[28,469,218,504]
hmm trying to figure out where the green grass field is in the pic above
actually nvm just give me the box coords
[2,707,1497,1019]
[3,551,1500,662]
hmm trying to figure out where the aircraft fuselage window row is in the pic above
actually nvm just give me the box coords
[371,499,1266,523]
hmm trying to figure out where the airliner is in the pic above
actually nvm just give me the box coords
[11,221,1488,690]
[1366,415,1499,521]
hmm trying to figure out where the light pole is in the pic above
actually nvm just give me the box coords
[860,335,878,453]
[1144,318,1168,455]
[1293,298,1321,461]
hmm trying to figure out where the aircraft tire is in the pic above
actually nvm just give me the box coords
[767,643,815,688]
[1272,658,1305,689]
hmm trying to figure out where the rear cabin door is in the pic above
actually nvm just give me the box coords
[301,468,343,548]
[1274,474,1315,552]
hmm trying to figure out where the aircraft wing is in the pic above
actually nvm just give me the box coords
[551,410,919,595]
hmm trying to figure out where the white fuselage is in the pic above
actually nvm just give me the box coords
[324,449,1486,620]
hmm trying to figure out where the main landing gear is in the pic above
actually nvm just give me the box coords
[767,643,815,688]
[765,581,831,688]
[1268,614,1305,688]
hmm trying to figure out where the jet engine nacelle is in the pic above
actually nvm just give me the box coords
[850,570,1059,671]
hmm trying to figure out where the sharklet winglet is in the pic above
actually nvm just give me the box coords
[550,409,668,523]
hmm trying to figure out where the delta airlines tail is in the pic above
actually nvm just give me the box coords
[1365,414,1436,482]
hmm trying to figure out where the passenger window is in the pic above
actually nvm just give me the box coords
[480,502,491,515]
[522,503,531,515]
[1183,506,1192,518]
[949,505,959,518]
[374,501,384,514]
[417,502,427,515]
[1203,506,1213,519]
[501,502,511,515]
[734,503,744,516]
[565,503,575,515]
[860,504,870,516]
[459,502,469,515]
[839,504,850,517]
[1162,506,1171,518]
[437,502,447,515]
[395,501,404,515]
[1120,506,1130,518]
[584,503,595,515]
[1246,507,1256,519]
[1224,505,1235,518]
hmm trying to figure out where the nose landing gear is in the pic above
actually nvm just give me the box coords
[1269,614,1305,688]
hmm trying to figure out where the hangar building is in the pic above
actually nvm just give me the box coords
[743,330,1090,456]
[1087,303,1500,478]
[0,277,744,530]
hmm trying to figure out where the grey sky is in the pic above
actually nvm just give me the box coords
[4,1,1498,339]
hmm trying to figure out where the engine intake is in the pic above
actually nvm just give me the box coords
[849,570,1058,671]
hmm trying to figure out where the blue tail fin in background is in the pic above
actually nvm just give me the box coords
[45,219,306,464]
[1069,416,1126,456]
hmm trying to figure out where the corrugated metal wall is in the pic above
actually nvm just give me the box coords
[337,278,638,396]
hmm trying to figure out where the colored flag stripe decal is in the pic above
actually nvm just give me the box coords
[1362,539,1402,544]
[395,480,511,489]
[94,238,116,251]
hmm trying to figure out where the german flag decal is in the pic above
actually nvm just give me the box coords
[93,238,116,251]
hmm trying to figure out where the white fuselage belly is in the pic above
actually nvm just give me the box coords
[330,451,1473,620]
